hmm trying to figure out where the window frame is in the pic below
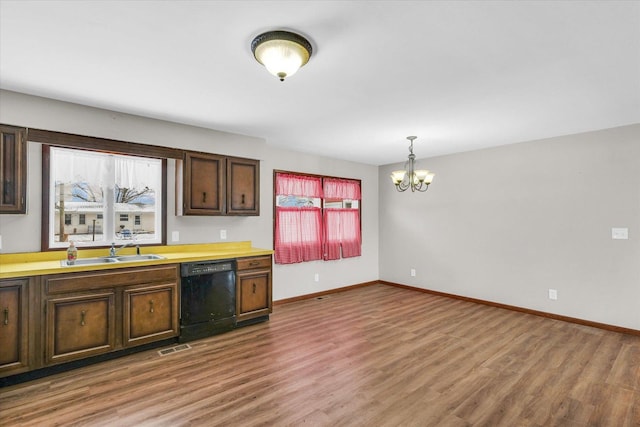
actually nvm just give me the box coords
[37,129,178,252]
[273,170,362,264]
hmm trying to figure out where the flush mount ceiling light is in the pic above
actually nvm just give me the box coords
[251,30,312,81]
[390,136,435,192]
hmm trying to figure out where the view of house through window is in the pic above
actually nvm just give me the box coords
[48,146,163,248]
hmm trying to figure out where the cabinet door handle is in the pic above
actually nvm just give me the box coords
[149,300,154,313]
[3,307,8,325]
[202,192,207,203]
[241,194,245,205]
[80,310,86,326]
[252,283,256,294]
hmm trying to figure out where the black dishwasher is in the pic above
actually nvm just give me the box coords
[179,260,237,342]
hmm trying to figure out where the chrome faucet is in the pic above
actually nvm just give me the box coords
[109,242,135,257]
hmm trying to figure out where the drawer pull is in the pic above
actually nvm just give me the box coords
[80,310,86,326]
[203,192,207,203]
[3,307,8,325]
[249,261,260,266]
[252,283,256,293]
[149,300,155,313]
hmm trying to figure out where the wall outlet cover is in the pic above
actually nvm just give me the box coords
[612,227,629,240]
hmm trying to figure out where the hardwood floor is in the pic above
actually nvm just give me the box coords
[1,283,639,426]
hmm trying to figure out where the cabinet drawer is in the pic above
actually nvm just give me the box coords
[237,256,271,271]
[46,265,178,294]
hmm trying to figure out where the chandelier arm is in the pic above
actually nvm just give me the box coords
[416,183,430,192]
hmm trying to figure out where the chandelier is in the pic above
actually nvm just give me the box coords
[251,30,313,81]
[390,136,435,192]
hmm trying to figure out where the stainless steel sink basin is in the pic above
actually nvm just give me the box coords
[113,254,166,262]
[61,254,166,267]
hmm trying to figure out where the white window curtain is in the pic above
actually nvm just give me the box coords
[52,147,109,188]
[115,156,161,189]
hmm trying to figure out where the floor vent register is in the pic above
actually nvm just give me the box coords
[158,344,192,356]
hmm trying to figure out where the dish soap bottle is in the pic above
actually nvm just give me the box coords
[67,241,78,265]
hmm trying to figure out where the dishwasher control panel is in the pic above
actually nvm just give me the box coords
[181,261,235,277]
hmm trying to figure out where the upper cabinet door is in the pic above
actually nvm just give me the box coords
[182,151,225,215]
[226,157,260,216]
[0,125,27,214]
[177,151,260,216]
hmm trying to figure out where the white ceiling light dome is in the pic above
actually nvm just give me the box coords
[251,30,313,81]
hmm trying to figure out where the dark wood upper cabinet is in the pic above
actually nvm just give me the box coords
[180,151,226,215]
[0,125,27,214]
[227,156,259,215]
[177,151,259,216]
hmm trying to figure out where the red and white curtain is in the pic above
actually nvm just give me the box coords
[323,209,361,260]
[275,207,323,264]
[276,173,323,198]
[275,173,362,264]
[323,178,361,260]
[323,178,361,200]
[274,173,323,264]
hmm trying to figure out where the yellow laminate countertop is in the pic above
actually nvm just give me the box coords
[0,241,273,279]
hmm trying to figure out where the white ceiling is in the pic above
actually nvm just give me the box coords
[1,1,639,166]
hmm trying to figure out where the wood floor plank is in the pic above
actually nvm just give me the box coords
[1,283,638,426]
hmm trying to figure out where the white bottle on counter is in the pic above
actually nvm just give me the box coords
[67,241,78,265]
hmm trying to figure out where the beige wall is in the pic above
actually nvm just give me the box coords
[0,90,380,301]
[2,89,638,329]
[379,124,640,330]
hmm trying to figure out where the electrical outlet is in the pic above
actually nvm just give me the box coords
[220,229,227,240]
[314,273,320,282]
[548,289,558,300]
[612,227,629,240]
[171,231,179,242]
[410,268,416,277]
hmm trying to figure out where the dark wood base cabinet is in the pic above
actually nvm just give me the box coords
[1,255,272,384]
[0,278,31,377]
[0,265,180,383]
[236,256,272,323]
[123,282,179,347]
[43,265,180,366]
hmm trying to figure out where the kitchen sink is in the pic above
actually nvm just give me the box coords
[60,254,166,267]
